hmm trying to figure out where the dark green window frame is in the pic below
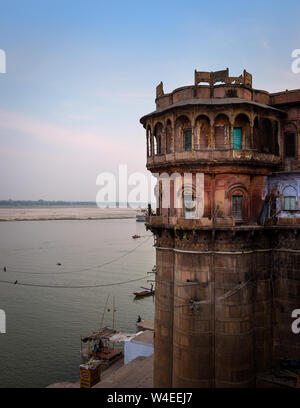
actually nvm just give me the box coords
[284,196,296,211]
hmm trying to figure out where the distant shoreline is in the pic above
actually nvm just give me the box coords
[0,207,138,221]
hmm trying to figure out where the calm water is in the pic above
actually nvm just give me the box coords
[0,219,155,387]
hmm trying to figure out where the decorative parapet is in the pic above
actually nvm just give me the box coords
[194,68,252,88]
[145,68,299,115]
[231,150,281,164]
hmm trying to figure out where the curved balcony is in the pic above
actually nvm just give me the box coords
[145,215,262,230]
[146,149,281,169]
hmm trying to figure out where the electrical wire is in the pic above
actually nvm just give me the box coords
[0,275,149,289]
[1,235,153,276]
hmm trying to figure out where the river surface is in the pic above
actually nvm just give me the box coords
[0,219,155,387]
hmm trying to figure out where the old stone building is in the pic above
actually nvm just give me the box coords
[140,68,300,388]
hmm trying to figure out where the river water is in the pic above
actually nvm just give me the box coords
[0,219,155,387]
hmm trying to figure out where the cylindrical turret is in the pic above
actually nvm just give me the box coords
[141,68,285,387]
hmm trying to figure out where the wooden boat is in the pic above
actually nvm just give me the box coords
[135,210,146,222]
[132,234,141,239]
[133,289,155,297]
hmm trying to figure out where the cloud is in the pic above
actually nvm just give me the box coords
[91,90,152,99]
[0,109,142,157]
[262,40,271,52]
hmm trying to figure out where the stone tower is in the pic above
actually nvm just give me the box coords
[140,69,300,388]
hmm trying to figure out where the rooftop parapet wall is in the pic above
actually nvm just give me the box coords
[153,69,300,113]
[154,69,273,110]
[270,88,300,106]
[155,84,271,110]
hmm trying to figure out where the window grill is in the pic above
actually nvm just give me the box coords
[232,195,243,219]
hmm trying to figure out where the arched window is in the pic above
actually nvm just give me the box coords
[261,118,273,153]
[183,129,192,151]
[225,184,249,221]
[232,195,243,219]
[214,114,230,149]
[154,135,161,155]
[283,186,297,211]
[166,120,172,154]
[233,113,250,150]
[154,123,163,155]
[254,117,279,154]
[175,115,191,152]
[284,132,296,158]
[195,115,210,149]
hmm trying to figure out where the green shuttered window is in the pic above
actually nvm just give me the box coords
[233,127,242,150]
[284,196,296,211]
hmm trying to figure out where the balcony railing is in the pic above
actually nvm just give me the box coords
[146,216,239,228]
[147,149,280,167]
[264,217,300,226]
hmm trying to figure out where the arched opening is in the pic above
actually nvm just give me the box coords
[273,121,279,156]
[253,116,260,151]
[195,115,210,149]
[253,116,279,154]
[154,122,163,155]
[214,114,230,149]
[261,118,273,154]
[282,185,297,211]
[166,119,172,154]
[233,113,250,150]
[182,185,196,219]
[146,126,152,157]
[232,194,243,219]
[225,184,249,222]
[284,123,297,158]
[175,115,192,152]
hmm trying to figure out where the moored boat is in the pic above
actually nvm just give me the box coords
[133,290,155,297]
[136,209,146,222]
[133,286,155,297]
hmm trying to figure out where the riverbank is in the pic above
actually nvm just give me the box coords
[0,207,137,221]
[47,354,153,388]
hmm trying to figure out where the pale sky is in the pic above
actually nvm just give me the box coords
[0,0,299,200]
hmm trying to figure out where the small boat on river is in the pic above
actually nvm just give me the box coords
[133,286,155,297]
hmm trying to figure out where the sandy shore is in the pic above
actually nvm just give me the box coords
[0,207,138,221]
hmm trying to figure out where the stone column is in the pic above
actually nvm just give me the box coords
[192,125,195,150]
[210,121,215,149]
[163,126,167,155]
[250,124,254,149]
[151,130,154,157]
[230,124,234,149]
